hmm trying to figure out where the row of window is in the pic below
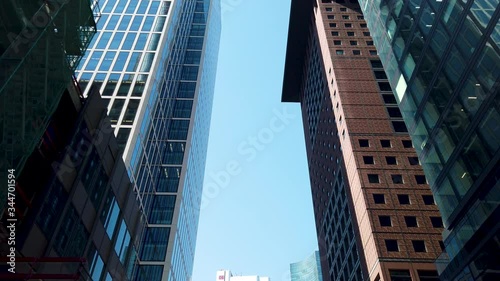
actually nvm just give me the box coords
[333,39,374,46]
[367,173,428,185]
[378,215,443,228]
[329,22,367,28]
[359,139,413,149]
[331,30,370,37]
[385,239,439,253]
[388,269,439,281]
[335,49,378,56]
[373,193,435,206]
[327,15,365,20]
[323,1,360,8]
[101,0,168,16]
[361,155,420,166]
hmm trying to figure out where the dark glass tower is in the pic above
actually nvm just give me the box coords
[357,0,499,280]
[76,0,221,280]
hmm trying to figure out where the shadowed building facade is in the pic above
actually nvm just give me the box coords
[357,1,499,280]
[282,1,446,281]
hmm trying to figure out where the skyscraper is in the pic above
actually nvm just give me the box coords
[357,1,499,280]
[76,0,221,280]
[282,1,445,280]
[290,251,323,281]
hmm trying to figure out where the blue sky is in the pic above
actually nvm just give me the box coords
[192,0,318,280]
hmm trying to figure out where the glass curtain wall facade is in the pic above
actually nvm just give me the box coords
[290,251,324,281]
[357,0,499,280]
[76,0,221,280]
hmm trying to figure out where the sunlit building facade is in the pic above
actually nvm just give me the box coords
[357,0,499,280]
[282,1,445,281]
[76,0,221,280]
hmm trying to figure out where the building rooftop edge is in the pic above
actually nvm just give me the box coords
[281,0,314,103]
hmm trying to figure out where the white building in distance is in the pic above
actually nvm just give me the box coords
[216,270,270,281]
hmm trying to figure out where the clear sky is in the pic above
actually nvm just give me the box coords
[192,0,318,280]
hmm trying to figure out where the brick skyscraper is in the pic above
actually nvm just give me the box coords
[282,1,445,281]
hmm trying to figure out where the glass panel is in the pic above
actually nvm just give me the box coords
[109,99,125,125]
[140,227,170,261]
[148,195,176,224]
[118,15,131,30]
[122,100,140,124]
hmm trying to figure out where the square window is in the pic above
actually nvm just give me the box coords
[369,50,378,56]
[431,217,443,228]
[347,32,355,36]
[326,7,333,11]
[408,157,420,165]
[415,175,427,184]
[392,121,408,132]
[368,174,380,183]
[363,156,374,164]
[334,40,342,45]
[439,241,446,251]
[392,174,403,184]
[360,23,367,27]
[359,139,369,147]
[345,23,352,28]
[390,270,411,280]
[336,50,344,55]
[412,240,426,252]
[332,31,339,36]
[402,140,413,148]
[370,59,382,68]
[340,7,347,12]
[357,15,364,19]
[380,139,392,147]
[418,270,439,281]
[363,31,370,36]
[398,194,410,205]
[405,216,418,227]
[422,195,435,205]
[385,240,399,252]
[374,70,387,79]
[383,94,397,104]
[327,15,335,19]
[350,40,358,45]
[386,156,397,165]
[329,23,337,27]
[387,107,403,118]
[342,15,350,19]
[353,50,361,55]
[367,40,374,46]
[373,194,385,204]
[379,216,392,226]
[378,82,392,91]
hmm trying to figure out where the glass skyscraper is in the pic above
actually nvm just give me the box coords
[290,251,323,281]
[358,0,499,280]
[76,0,221,280]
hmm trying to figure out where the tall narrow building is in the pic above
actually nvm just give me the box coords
[76,0,221,280]
[282,1,445,281]
[357,1,499,280]
[290,251,323,281]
